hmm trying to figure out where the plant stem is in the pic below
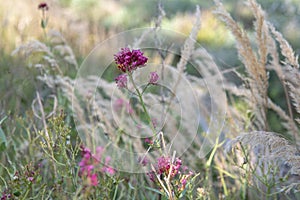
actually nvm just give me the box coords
[128,73,156,135]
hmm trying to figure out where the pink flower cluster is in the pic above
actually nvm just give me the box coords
[1,191,11,200]
[115,74,128,89]
[147,156,194,194]
[78,146,115,186]
[114,48,148,73]
[147,156,182,182]
[114,48,160,89]
[157,156,182,177]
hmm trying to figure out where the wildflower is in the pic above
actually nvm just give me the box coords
[80,145,91,155]
[115,74,128,89]
[38,2,49,11]
[179,172,193,191]
[1,191,11,200]
[103,157,115,175]
[148,156,183,182]
[157,156,171,175]
[38,2,49,29]
[87,173,98,186]
[27,177,34,182]
[78,146,115,186]
[147,171,156,182]
[144,138,153,145]
[103,167,115,175]
[114,48,148,73]
[94,146,104,162]
[149,72,159,84]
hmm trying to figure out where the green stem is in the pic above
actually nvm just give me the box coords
[128,73,156,135]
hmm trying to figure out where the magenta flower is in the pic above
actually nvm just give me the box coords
[1,191,11,200]
[147,156,183,182]
[114,48,148,73]
[115,74,127,89]
[157,156,171,174]
[88,173,98,186]
[147,171,156,182]
[149,72,159,84]
[78,145,116,186]
[38,2,49,10]
[103,167,115,175]
[144,138,153,145]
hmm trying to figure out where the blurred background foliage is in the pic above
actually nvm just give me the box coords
[0,0,300,132]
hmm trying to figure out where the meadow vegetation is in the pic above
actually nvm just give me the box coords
[0,0,300,199]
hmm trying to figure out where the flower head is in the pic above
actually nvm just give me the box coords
[144,138,153,145]
[149,72,159,84]
[157,156,171,175]
[87,173,98,186]
[38,2,49,10]
[147,156,183,182]
[27,177,34,182]
[78,145,116,186]
[114,48,148,73]
[115,74,127,89]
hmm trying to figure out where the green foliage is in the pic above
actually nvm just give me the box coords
[0,116,7,153]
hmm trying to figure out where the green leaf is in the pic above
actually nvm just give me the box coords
[144,186,164,195]
[0,116,7,152]
[13,191,21,196]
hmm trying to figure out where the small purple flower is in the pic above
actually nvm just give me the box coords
[144,138,153,145]
[27,177,34,182]
[115,74,127,89]
[1,192,11,200]
[147,171,156,182]
[114,48,148,73]
[149,72,159,84]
